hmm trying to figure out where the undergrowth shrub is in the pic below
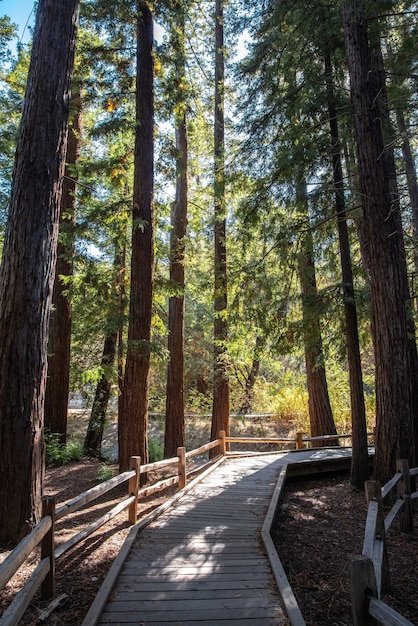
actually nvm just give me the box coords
[148,437,163,462]
[45,432,84,466]
[97,464,115,482]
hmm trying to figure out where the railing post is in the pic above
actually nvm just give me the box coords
[350,554,378,625]
[41,496,55,600]
[364,480,390,595]
[178,447,186,490]
[396,459,413,533]
[220,430,226,456]
[128,456,141,524]
[296,430,303,450]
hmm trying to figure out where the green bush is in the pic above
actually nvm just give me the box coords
[97,464,115,482]
[148,437,163,463]
[45,432,84,466]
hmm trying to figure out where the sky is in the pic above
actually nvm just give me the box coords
[0,0,36,45]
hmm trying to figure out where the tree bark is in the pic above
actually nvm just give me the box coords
[324,49,369,487]
[164,0,188,459]
[84,247,125,457]
[84,330,117,457]
[296,178,338,447]
[211,0,230,445]
[239,335,263,415]
[342,1,417,482]
[0,0,79,544]
[118,1,154,471]
[396,108,418,280]
[44,85,82,443]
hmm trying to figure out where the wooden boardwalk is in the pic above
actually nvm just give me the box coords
[89,455,289,625]
[83,447,371,625]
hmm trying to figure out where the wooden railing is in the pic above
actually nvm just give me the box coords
[0,428,372,625]
[0,437,224,626]
[351,459,417,626]
[222,429,374,451]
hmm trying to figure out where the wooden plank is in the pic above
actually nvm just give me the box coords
[0,559,50,626]
[112,588,275,601]
[0,516,52,591]
[93,455,290,626]
[99,605,285,623]
[99,615,280,626]
[119,568,271,580]
[132,542,263,554]
[55,471,135,520]
[381,472,402,500]
[368,596,415,626]
[55,496,135,559]
[385,498,404,533]
[125,556,269,568]
[362,500,378,558]
[262,533,305,626]
[116,578,270,592]
[82,455,227,626]
[106,597,277,612]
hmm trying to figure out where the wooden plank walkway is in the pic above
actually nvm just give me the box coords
[93,455,289,625]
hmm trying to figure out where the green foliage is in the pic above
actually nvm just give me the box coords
[148,437,163,463]
[97,463,116,482]
[45,433,84,466]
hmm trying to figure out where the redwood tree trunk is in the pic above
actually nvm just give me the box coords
[0,0,79,544]
[396,108,418,280]
[343,1,417,482]
[296,179,338,447]
[118,2,154,471]
[84,330,117,457]
[164,0,188,458]
[84,246,124,457]
[211,0,230,445]
[324,49,369,487]
[44,86,82,443]
[239,335,263,415]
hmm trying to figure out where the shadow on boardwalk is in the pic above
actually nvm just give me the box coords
[91,455,289,625]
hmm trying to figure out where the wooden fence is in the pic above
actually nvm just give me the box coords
[351,459,418,626]
[0,437,225,626]
[0,428,371,625]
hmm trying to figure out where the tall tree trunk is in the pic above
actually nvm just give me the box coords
[164,0,188,458]
[211,0,230,445]
[324,49,369,487]
[342,1,418,482]
[239,335,263,415]
[0,0,79,545]
[296,178,338,447]
[84,331,117,457]
[44,85,82,444]
[84,248,124,457]
[118,2,154,471]
[385,40,418,279]
[396,108,418,282]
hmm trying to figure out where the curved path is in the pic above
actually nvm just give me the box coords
[83,447,364,626]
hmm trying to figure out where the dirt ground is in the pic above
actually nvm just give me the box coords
[272,473,418,626]
[1,415,417,625]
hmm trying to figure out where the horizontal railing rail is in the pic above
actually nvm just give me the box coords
[351,459,417,626]
[1,427,374,625]
[0,499,54,626]
[223,430,374,451]
[0,437,226,625]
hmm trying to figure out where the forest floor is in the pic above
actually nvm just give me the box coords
[0,413,417,625]
[273,473,418,625]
